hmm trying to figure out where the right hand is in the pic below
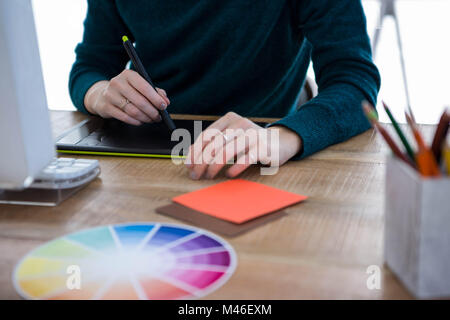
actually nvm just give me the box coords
[84,69,171,126]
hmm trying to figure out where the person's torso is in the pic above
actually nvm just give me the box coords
[116,0,311,117]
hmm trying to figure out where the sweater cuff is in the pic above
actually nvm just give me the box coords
[268,102,342,160]
[70,72,109,114]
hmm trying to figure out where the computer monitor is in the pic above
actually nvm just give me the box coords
[0,0,55,190]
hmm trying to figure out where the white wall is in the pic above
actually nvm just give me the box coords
[364,0,450,124]
[32,0,86,111]
[32,0,449,124]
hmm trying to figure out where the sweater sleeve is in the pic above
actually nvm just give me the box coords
[271,0,381,158]
[69,0,132,114]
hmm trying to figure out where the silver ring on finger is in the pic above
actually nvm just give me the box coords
[120,98,131,110]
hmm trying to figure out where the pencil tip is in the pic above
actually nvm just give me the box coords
[405,111,413,125]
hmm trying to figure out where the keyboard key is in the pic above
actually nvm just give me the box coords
[35,158,100,183]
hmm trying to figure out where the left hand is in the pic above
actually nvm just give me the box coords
[185,112,303,180]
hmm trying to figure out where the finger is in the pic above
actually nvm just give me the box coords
[190,118,254,179]
[186,112,240,168]
[105,103,142,126]
[111,79,161,122]
[192,129,242,178]
[226,145,259,178]
[125,71,168,111]
[197,117,254,167]
[205,130,258,179]
[105,89,152,123]
[186,128,224,169]
[122,103,153,123]
[189,131,229,179]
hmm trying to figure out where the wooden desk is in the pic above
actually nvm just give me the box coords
[0,111,436,299]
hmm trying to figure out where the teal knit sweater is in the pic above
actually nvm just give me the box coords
[69,0,380,158]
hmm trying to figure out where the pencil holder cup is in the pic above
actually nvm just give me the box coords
[384,156,450,298]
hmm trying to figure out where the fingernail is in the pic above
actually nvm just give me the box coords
[160,103,167,110]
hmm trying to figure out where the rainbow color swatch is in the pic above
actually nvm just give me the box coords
[13,223,236,300]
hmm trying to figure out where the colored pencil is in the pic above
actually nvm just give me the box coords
[431,109,449,163]
[383,101,416,163]
[444,143,450,175]
[405,112,441,177]
[362,102,414,168]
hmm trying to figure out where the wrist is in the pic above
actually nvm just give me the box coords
[84,81,109,115]
[268,125,303,163]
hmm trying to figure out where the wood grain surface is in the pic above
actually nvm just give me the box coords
[0,111,437,299]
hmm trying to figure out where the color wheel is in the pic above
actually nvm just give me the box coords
[13,223,236,300]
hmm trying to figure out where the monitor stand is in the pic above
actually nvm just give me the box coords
[0,165,100,206]
[0,184,87,206]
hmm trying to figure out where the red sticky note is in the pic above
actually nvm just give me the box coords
[172,179,307,224]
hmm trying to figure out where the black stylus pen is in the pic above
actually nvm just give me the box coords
[122,36,176,132]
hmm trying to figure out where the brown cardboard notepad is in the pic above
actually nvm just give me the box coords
[156,203,287,237]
